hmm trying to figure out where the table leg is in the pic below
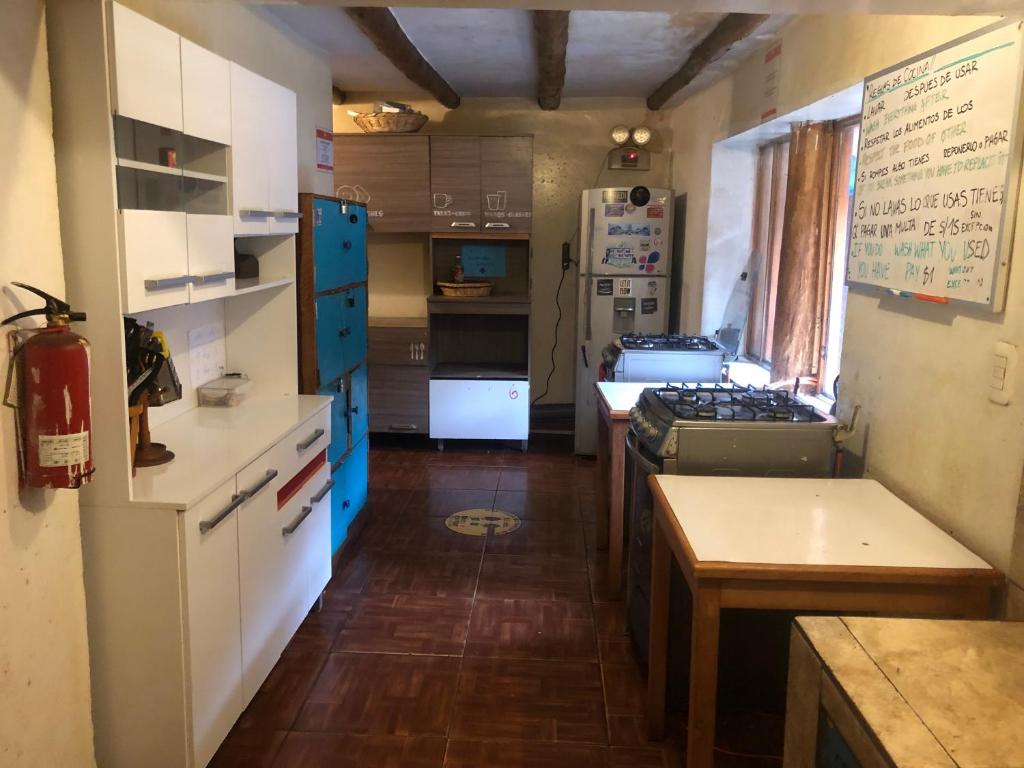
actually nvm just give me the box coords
[595,410,610,552]
[686,583,722,768]
[606,421,627,599]
[646,515,671,740]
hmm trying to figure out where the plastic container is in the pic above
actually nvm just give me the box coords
[197,375,251,408]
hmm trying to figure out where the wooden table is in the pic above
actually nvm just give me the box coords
[785,616,1024,767]
[594,381,662,599]
[646,475,1003,768]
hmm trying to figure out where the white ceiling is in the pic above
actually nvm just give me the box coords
[264,5,780,104]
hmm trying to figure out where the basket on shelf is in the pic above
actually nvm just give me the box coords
[352,111,428,134]
[437,281,493,298]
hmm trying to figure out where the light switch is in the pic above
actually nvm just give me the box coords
[989,341,1017,405]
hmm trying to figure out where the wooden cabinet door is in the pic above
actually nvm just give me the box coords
[333,136,431,232]
[430,136,481,232]
[180,39,230,145]
[368,365,430,434]
[110,2,183,131]
[480,137,533,234]
[182,477,243,768]
[368,326,428,366]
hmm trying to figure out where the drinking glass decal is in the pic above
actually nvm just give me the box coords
[486,190,508,211]
[433,193,453,209]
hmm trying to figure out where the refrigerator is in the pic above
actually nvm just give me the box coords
[574,186,673,454]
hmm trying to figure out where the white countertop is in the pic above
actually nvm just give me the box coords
[595,381,668,416]
[653,476,995,571]
[132,394,332,510]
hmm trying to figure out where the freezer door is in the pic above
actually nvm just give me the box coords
[583,188,672,276]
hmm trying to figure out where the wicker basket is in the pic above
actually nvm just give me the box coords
[437,281,493,298]
[352,111,428,134]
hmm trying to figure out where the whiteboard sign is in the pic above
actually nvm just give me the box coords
[848,19,1024,310]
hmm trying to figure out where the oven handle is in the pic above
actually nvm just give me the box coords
[625,429,662,475]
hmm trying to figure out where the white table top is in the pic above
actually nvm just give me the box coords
[132,394,332,510]
[595,381,665,416]
[653,476,994,571]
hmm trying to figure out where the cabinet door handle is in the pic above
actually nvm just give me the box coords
[282,505,313,536]
[485,222,510,229]
[238,208,273,218]
[189,271,235,285]
[241,468,278,498]
[272,210,302,219]
[198,493,247,533]
[310,478,335,504]
[342,239,352,251]
[346,296,356,308]
[451,221,477,228]
[144,275,191,290]
[390,423,417,432]
[351,405,359,415]
[297,428,325,451]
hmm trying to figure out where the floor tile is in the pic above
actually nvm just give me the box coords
[484,519,587,559]
[443,740,608,767]
[209,728,287,768]
[403,488,496,517]
[607,746,680,768]
[364,488,415,519]
[358,511,398,550]
[333,594,472,655]
[477,555,590,603]
[452,657,607,744]
[296,653,459,736]
[384,515,486,555]
[497,469,570,493]
[602,663,647,717]
[273,733,446,767]
[325,549,375,600]
[493,490,580,522]
[421,466,501,490]
[465,599,597,661]
[365,553,481,598]
[235,651,327,731]
[286,608,351,655]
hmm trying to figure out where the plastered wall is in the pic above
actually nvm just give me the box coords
[670,15,1024,596]
[335,97,673,405]
[0,1,96,764]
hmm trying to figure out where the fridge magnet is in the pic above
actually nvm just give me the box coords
[604,203,625,217]
[596,279,614,296]
[641,298,658,314]
[603,246,635,268]
[603,190,627,203]
[647,205,665,218]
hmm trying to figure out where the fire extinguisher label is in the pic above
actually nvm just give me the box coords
[38,432,90,468]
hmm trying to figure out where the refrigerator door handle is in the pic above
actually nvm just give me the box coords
[584,276,593,341]
[585,206,596,274]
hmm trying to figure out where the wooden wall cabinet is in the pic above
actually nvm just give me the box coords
[368,323,430,434]
[333,135,432,232]
[430,136,482,232]
[481,137,533,234]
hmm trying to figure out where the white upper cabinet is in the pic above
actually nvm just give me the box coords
[110,2,183,131]
[231,64,299,236]
[181,39,231,146]
[119,210,190,313]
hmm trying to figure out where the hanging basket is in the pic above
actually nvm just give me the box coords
[352,111,428,134]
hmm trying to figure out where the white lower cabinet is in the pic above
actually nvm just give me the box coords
[182,477,244,768]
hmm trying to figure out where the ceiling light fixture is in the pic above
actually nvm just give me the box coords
[610,125,631,146]
[631,126,652,146]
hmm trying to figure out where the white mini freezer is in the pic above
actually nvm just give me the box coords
[429,378,529,444]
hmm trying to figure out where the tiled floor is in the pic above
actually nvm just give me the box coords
[211,441,783,767]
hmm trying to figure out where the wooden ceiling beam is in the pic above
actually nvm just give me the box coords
[533,10,569,110]
[647,13,769,110]
[344,6,461,109]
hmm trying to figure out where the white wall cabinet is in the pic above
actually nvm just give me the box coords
[187,214,236,303]
[119,209,190,312]
[110,2,183,131]
[181,39,231,145]
[231,64,299,236]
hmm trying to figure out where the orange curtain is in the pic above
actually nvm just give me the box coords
[770,121,836,387]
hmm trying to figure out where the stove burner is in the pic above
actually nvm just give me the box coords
[619,333,721,352]
[651,383,823,423]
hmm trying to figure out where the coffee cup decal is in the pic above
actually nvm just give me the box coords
[486,190,507,211]
[433,193,453,209]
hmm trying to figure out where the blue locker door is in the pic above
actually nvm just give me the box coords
[348,363,368,445]
[314,293,347,387]
[330,436,368,555]
[340,286,368,367]
[313,199,345,293]
[319,379,348,464]
[339,205,368,286]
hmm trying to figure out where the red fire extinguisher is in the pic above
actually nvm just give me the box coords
[3,282,94,489]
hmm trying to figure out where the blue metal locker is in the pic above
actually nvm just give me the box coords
[297,194,369,557]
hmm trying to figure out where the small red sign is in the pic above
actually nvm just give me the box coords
[316,128,333,171]
[647,205,664,219]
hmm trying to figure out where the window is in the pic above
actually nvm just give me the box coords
[745,119,859,399]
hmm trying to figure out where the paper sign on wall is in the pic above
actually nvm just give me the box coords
[760,42,782,122]
[316,128,333,171]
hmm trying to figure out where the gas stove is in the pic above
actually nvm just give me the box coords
[619,333,722,352]
[609,335,727,383]
[628,383,837,476]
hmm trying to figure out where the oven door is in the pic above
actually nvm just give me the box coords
[624,429,662,606]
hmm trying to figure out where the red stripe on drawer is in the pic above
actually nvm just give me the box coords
[277,449,327,510]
